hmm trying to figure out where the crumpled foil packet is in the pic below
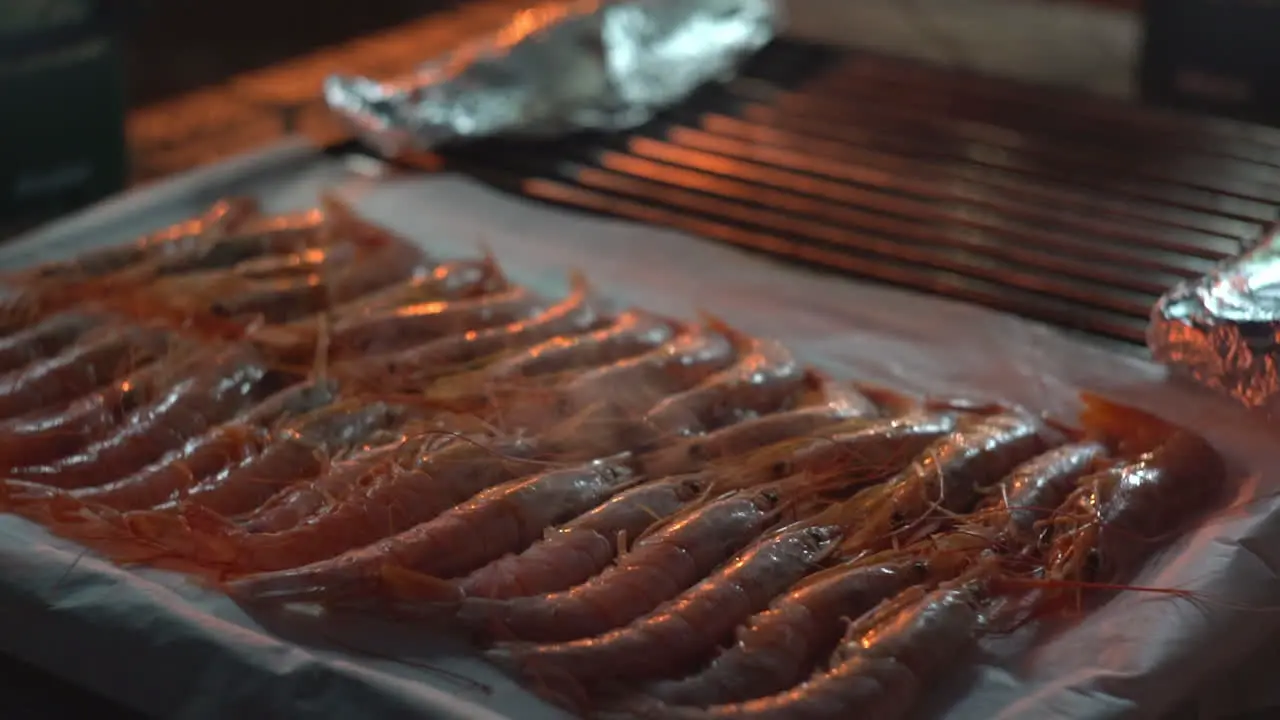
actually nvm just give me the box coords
[324,0,782,155]
[1149,224,1280,411]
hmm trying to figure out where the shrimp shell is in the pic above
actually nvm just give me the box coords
[640,559,928,706]
[836,412,1053,555]
[0,312,101,374]
[636,379,879,478]
[227,457,638,600]
[640,336,806,440]
[481,309,677,384]
[456,474,712,601]
[328,254,508,321]
[488,524,843,683]
[339,272,610,387]
[328,285,546,359]
[453,485,788,643]
[203,435,547,573]
[0,324,172,420]
[998,440,1110,545]
[10,347,283,489]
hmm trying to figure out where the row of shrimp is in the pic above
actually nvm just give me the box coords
[0,198,1230,719]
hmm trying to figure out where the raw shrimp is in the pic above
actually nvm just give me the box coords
[191,434,548,573]
[59,380,342,511]
[479,309,677,384]
[487,524,843,683]
[328,254,508,320]
[1046,424,1226,587]
[0,312,101,374]
[326,284,547,359]
[148,210,329,277]
[10,347,286,489]
[163,399,419,516]
[12,197,259,284]
[625,570,999,720]
[636,377,879,478]
[449,474,713,602]
[339,272,611,387]
[226,456,638,599]
[831,412,1054,556]
[0,324,172,420]
[639,335,806,440]
[640,557,929,706]
[996,440,1110,546]
[726,410,964,490]
[451,481,801,643]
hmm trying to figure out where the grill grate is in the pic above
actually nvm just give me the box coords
[399,40,1280,352]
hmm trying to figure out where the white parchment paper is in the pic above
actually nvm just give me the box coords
[2,143,1278,720]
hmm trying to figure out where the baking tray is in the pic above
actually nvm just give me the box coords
[2,140,1279,720]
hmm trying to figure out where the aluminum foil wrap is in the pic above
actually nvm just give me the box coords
[324,0,782,155]
[1149,224,1280,411]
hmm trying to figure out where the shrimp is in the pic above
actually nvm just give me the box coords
[187,434,548,573]
[996,441,1111,546]
[636,377,880,478]
[0,323,172,420]
[639,559,929,707]
[452,481,803,643]
[726,410,964,491]
[327,254,508,320]
[338,272,611,388]
[161,399,419,516]
[832,412,1055,556]
[226,456,638,599]
[7,379,339,510]
[11,197,259,284]
[639,334,806,441]
[437,474,713,603]
[624,568,1000,720]
[0,311,101,374]
[147,210,329,277]
[487,524,843,684]
[1045,424,1226,588]
[10,346,287,489]
[324,285,547,360]
[479,309,677,385]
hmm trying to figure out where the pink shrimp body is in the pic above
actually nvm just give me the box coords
[488,524,842,683]
[640,337,806,439]
[0,324,171,420]
[634,577,990,720]
[636,380,879,478]
[204,435,547,572]
[342,273,611,385]
[641,559,928,706]
[481,309,677,383]
[0,312,100,374]
[227,457,637,600]
[837,412,1053,555]
[329,285,546,358]
[458,474,711,601]
[329,255,508,320]
[452,485,788,643]
[10,347,281,489]
[998,440,1109,544]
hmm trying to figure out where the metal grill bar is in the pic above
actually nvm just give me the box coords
[416,40,1280,352]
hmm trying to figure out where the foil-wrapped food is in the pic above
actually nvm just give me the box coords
[1149,224,1280,412]
[0,195,1228,720]
[325,0,782,154]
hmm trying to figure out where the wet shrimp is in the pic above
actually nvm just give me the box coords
[636,377,880,478]
[831,412,1055,556]
[10,347,286,489]
[623,568,1000,720]
[479,309,677,385]
[425,474,713,603]
[323,284,548,360]
[226,456,638,600]
[995,440,1111,546]
[188,434,548,574]
[326,254,508,320]
[0,324,172,420]
[452,481,803,643]
[488,524,843,684]
[0,312,102,374]
[638,334,806,441]
[338,272,612,388]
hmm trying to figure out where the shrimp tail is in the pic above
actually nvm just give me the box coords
[1077,392,1178,457]
[379,563,464,605]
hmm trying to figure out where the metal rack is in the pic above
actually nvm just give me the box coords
[420,39,1280,352]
